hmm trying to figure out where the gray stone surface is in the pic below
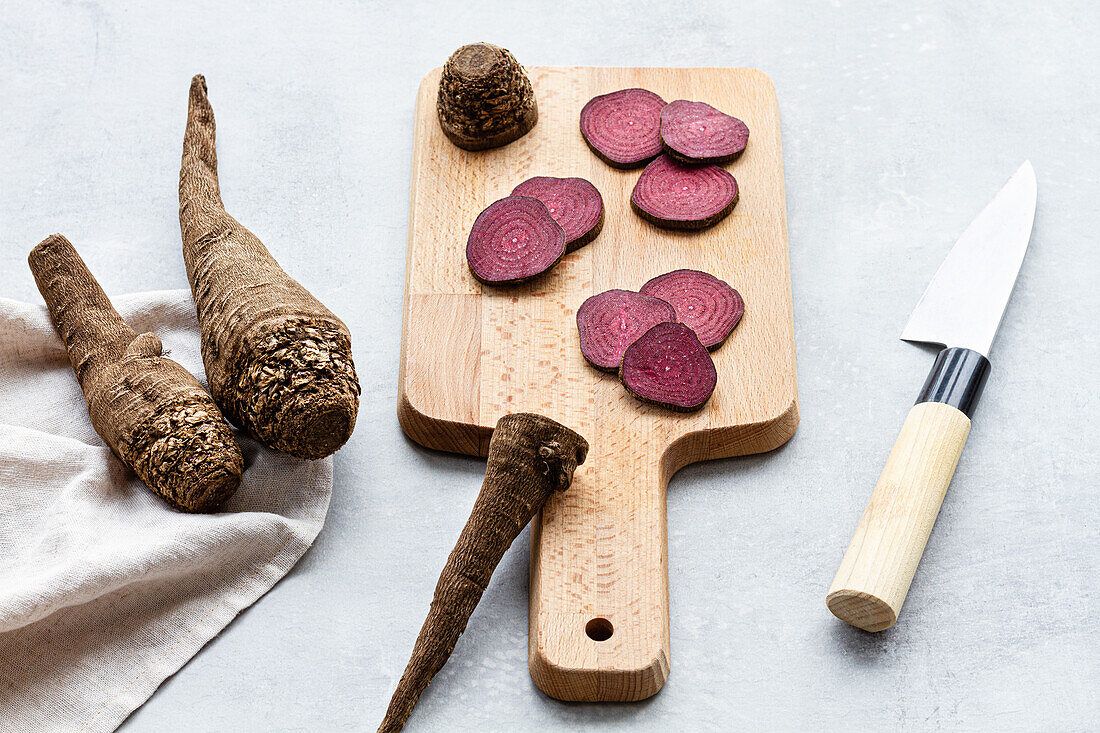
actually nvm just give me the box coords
[1,1,1097,730]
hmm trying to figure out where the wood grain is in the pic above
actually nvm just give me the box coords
[398,66,798,701]
[827,401,972,632]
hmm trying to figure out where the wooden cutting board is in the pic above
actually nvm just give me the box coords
[398,66,798,702]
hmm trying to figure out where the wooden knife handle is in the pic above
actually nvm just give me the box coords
[827,348,990,631]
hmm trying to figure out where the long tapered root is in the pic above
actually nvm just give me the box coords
[180,75,360,460]
[29,234,243,512]
[379,413,588,733]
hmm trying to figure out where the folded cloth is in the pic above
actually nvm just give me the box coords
[0,290,332,732]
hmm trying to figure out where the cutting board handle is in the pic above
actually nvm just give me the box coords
[528,441,671,701]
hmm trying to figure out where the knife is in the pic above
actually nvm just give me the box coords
[827,161,1037,632]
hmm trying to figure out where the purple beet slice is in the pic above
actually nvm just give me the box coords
[619,322,717,412]
[466,195,566,285]
[511,176,604,252]
[631,154,739,230]
[576,289,677,371]
[579,88,667,169]
[660,100,750,165]
[639,269,745,350]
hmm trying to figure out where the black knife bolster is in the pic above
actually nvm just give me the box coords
[915,347,991,419]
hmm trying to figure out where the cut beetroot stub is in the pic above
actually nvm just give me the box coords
[466,195,566,285]
[619,322,717,412]
[579,88,667,168]
[639,269,745,350]
[576,289,677,371]
[631,155,739,230]
[511,176,604,252]
[660,100,750,165]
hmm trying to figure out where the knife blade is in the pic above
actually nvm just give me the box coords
[901,160,1037,357]
[827,162,1038,632]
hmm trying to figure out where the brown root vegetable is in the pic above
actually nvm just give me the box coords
[465,195,566,285]
[619,322,717,412]
[379,413,588,733]
[510,176,604,252]
[576,289,677,371]
[579,88,667,168]
[660,99,750,165]
[180,75,360,460]
[28,234,243,512]
[436,43,538,151]
[631,154,739,230]
[639,269,745,350]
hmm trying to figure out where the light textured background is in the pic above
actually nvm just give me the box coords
[1,1,1097,731]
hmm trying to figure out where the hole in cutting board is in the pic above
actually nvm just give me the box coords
[585,617,614,642]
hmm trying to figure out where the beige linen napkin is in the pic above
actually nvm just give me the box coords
[0,290,332,732]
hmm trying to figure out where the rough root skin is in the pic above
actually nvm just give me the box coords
[436,43,538,151]
[229,319,359,459]
[129,399,243,511]
[28,234,243,513]
[378,413,588,733]
[180,74,361,460]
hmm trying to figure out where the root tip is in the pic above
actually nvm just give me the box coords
[29,233,73,263]
[189,74,208,101]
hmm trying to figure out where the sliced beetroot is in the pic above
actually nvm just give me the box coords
[631,154,739,230]
[466,195,566,285]
[660,100,749,165]
[619,322,717,412]
[511,176,604,252]
[576,289,677,371]
[579,88,667,169]
[639,269,744,350]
